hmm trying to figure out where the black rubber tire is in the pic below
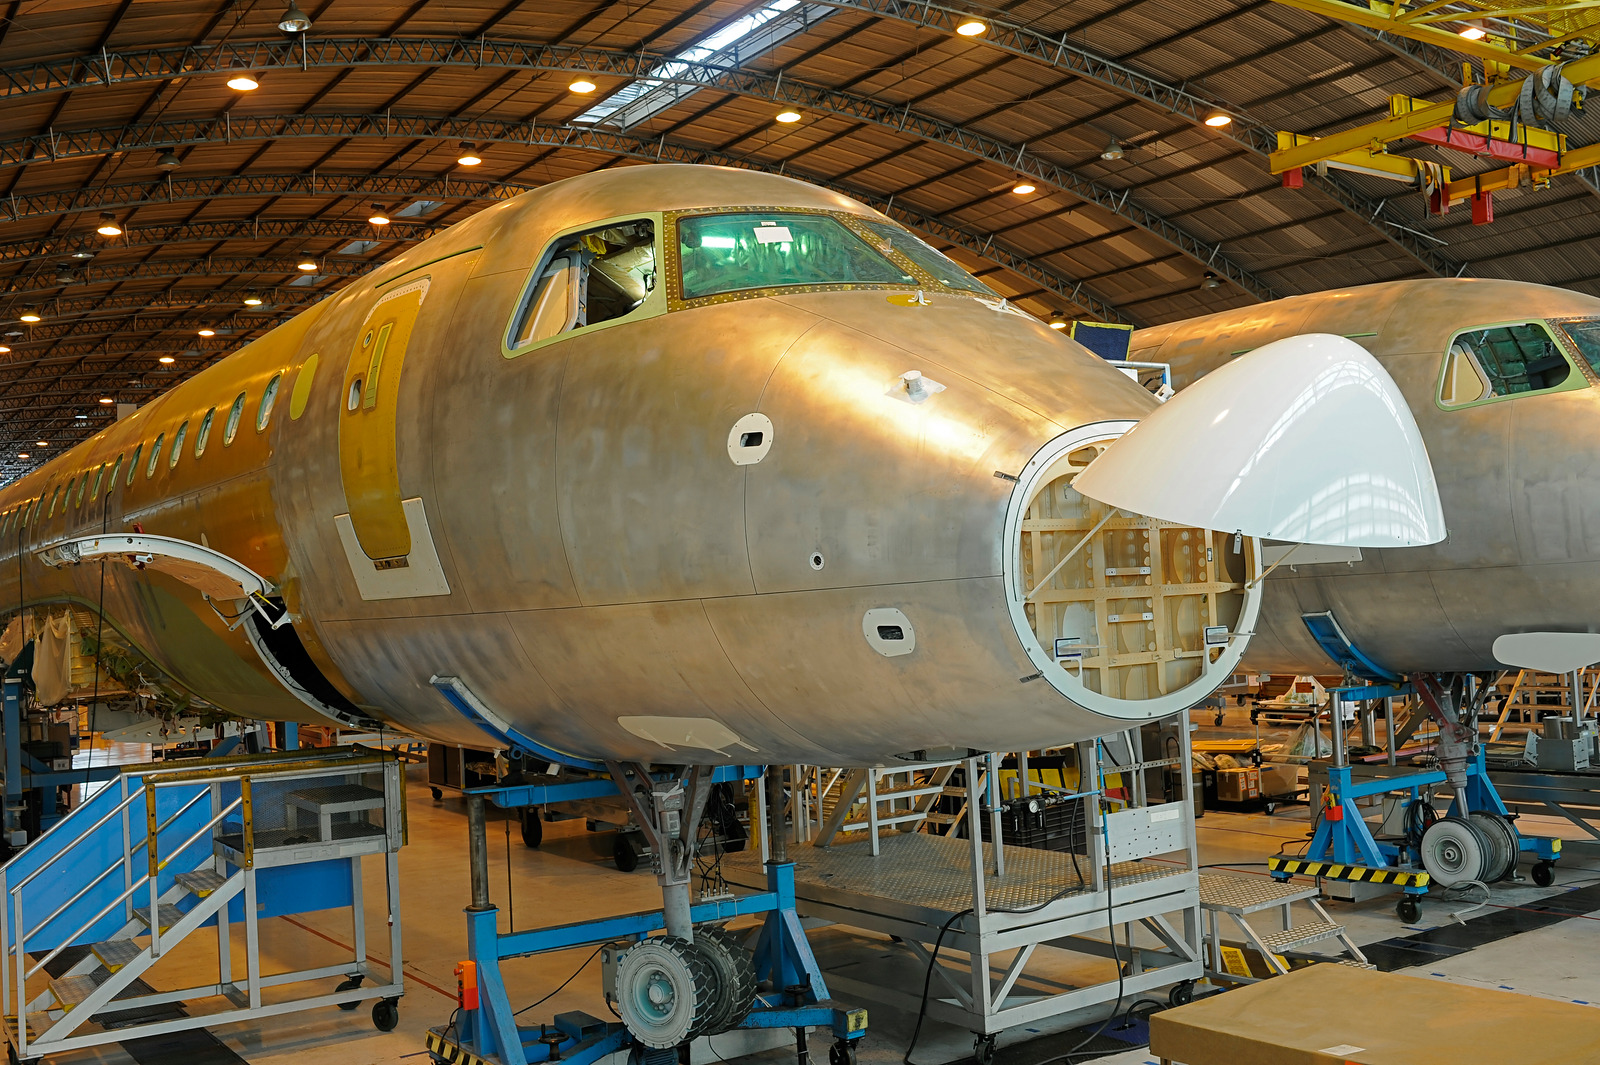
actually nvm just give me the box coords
[1467,811,1517,883]
[614,834,640,872]
[615,936,717,1047]
[973,1035,997,1065]
[1168,979,1194,1007]
[690,925,757,1033]
[829,1040,858,1065]
[1419,815,1493,887]
[335,974,364,1010]
[430,787,443,801]
[1532,861,1555,887]
[372,998,399,1032]
[1263,802,1277,816]
[1397,896,1421,923]
[520,807,544,849]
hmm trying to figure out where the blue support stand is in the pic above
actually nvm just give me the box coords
[1269,683,1562,909]
[425,770,866,1065]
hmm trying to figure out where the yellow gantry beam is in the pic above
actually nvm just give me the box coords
[1268,49,1600,174]
[1268,0,1559,69]
[1442,137,1600,200]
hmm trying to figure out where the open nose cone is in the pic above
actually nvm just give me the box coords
[1072,333,1446,549]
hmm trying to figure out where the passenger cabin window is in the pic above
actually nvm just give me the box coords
[147,433,164,477]
[127,444,142,484]
[507,219,657,353]
[257,374,281,431]
[53,482,69,517]
[108,454,123,490]
[75,474,87,507]
[195,408,215,457]
[90,464,104,500]
[224,392,246,445]
[170,421,189,468]
[1439,322,1579,408]
[676,212,913,302]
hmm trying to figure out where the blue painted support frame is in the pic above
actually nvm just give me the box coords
[434,771,867,1065]
[1284,695,1560,895]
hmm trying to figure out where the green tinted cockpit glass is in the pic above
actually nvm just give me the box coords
[859,220,995,296]
[1438,321,1579,408]
[1556,318,1600,375]
[677,212,913,301]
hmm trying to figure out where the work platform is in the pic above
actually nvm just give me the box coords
[724,739,1204,1045]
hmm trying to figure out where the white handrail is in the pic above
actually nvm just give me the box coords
[10,784,147,893]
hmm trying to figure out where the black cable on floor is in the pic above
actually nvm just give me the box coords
[512,943,607,1017]
[902,907,973,1065]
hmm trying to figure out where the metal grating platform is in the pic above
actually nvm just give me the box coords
[175,869,228,897]
[723,831,1185,920]
[1199,872,1320,914]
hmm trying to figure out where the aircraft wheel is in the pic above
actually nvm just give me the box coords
[1419,816,1491,887]
[615,834,641,872]
[1532,861,1555,887]
[1467,812,1516,882]
[689,925,756,1033]
[520,807,543,849]
[615,937,716,1048]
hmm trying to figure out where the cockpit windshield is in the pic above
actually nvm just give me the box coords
[859,220,995,296]
[677,212,913,301]
[1555,318,1600,375]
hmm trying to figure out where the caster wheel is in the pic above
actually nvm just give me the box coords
[1532,861,1555,887]
[1214,713,1225,727]
[829,1039,857,1065]
[520,807,543,849]
[973,1034,997,1065]
[614,834,640,872]
[372,997,400,1032]
[1168,979,1195,1007]
[1263,802,1277,816]
[335,974,364,1010]
[430,787,443,801]
[1397,897,1421,924]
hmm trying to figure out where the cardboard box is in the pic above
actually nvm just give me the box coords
[1214,766,1259,803]
[1150,963,1600,1064]
[1258,763,1299,797]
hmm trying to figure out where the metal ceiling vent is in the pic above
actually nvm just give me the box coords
[727,412,773,465]
[863,607,915,657]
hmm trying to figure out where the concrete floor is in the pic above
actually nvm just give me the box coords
[21,732,1600,1065]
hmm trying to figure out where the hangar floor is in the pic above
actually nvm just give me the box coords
[26,757,1600,1065]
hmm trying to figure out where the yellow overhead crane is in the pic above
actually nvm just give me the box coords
[1266,2,1600,224]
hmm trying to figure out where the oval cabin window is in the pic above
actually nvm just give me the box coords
[224,392,246,445]
[195,408,216,457]
[257,373,281,431]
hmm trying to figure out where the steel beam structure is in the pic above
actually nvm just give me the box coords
[0,219,446,266]
[1,255,370,298]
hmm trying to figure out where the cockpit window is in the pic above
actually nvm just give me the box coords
[1555,318,1600,375]
[506,218,657,355]
[676,212,913,302]
[858,221,995,295]
[1438,321,1580,409]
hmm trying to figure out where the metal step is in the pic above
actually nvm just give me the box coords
[866,783,946,801]
[91,938,146,972]
[1338,958,1377,969]
[175,868,229,898]
[48,973,102,1008]
[839,811,930,831]
[1258,920,1345,954]
[133,903,187,932]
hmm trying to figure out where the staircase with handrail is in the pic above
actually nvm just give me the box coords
[1,746,406,1062]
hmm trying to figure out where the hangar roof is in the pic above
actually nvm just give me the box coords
[2,0,1597,480]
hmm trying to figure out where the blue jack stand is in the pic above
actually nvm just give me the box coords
[1269,679,1562,921]
[425,768,867,1065]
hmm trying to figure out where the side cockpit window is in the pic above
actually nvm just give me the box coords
[1438,321,1580,409]
[505,219,657,356]
[1554,317,1600,375]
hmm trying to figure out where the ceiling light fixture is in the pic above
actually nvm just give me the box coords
[1201,273,1221,289]
[1101,136,1124,161]
[159,355,176,364]
[368,206,391,226]
[277,0,313,32]
[0,345,9,353]
[70,250,94,259]
[75,413,87,420]
[35,440,47,447]
[197,327,216,337]
[775,109,802,123]
[157,151,181,170]
[1204,112,1232,127]
[1011,181,1037,194]
[16,453,26,460]
[18,307,41,323]
[1048,313,1068,330]
[242,292,264,306]
[955,18,987,36]
[1458,21,1487,40]
[457,142,483,166]
[96,211,123,236]
[226,62,260,92]
[98,397,114,405]
[569,78,597,94]
[297,255,318,271]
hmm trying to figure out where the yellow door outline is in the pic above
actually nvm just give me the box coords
[339,276,429,560]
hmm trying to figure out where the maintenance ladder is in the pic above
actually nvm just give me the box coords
[1,746,405,1061]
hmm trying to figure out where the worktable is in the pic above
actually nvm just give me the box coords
[1149,963,1600,1064]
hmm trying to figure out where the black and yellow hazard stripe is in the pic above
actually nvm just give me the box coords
[1267,857,1430,887]
[425,1028,494,1065]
